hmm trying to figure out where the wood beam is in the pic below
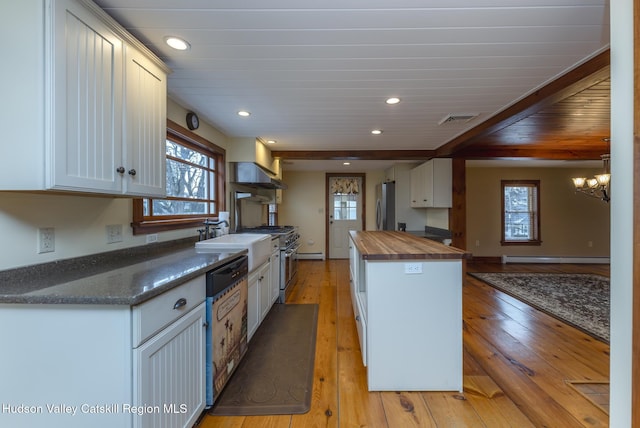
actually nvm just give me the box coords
[271,150,435,161]
[454,146,609,160]
[435,50,611,158]
[450,158,466,250]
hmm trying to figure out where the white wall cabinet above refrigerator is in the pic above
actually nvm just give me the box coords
[0,0,169,197]
[410,158,453,208]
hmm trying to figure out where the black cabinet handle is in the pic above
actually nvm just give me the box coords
[116,167,125,174]
[128,169,137,176]
[173,298,187,310]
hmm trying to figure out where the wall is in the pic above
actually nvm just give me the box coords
[466,165,610,258]
[0,99,229,271]
[278,169,384,258]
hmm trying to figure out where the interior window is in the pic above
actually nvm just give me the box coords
[501,180,541,245]
[132,120,225,235]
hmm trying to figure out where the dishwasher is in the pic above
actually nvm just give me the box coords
[205,254,249,407]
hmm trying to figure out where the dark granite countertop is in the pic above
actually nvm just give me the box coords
[0,238,246,305]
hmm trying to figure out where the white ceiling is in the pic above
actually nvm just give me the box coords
[94,0,610,170]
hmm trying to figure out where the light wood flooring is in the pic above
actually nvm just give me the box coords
[198,260,610,427]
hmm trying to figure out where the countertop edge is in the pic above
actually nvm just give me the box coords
[0,244,247,306]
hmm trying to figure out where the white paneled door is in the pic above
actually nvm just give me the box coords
[328,175,364,259]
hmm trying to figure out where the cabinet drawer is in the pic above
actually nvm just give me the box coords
[132,276,205,347]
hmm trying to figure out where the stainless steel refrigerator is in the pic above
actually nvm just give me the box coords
[375,181,395,230]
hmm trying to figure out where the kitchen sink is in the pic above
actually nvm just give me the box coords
[195,233,272,271]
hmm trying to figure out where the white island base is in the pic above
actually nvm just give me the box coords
[349,231,466,392]
[366,260,462,391]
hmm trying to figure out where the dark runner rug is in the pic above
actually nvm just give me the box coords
[210,303,318,416]
[469,272,609,343]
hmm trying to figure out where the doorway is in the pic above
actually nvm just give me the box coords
[326,173,366,259]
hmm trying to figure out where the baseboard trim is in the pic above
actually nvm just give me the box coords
[297,252,324,260]
[470,256,503,264]
[501,255,610,264]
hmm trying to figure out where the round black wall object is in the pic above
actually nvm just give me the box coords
[186,112,199,130]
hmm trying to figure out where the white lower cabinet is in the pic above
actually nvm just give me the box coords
[247,268,260,341]
[258,261,272,321]
[0,275,206,428]
[247,260,273,342]
[133,303,205,428]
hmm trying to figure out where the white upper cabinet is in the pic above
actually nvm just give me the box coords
[51,0,124,193]
[410,158,453,208]
[123,45,167,196]
[0,0,169,196]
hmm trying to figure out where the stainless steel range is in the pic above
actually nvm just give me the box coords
[237,226,300,302]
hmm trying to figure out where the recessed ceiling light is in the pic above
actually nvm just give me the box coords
[343,162,351,166]
[238,111,251,117]
[371,129,383,135]
[164,36,190,51]
[267,140,276,144]
[386,97,401,105]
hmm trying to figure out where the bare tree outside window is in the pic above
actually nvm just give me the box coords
[132,120,225,235]
[501,180,541,245]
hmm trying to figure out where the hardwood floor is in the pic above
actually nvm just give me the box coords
[198,260,610,427]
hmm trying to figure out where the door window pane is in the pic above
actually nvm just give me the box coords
[333,194,358,220]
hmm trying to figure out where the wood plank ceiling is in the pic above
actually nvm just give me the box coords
[94,0,611,166]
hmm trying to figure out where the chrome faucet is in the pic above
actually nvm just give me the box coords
[199,219,230,240]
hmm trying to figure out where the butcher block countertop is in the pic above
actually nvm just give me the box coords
[349,230,471,261]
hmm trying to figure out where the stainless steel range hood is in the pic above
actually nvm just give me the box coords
[230,162,287,190]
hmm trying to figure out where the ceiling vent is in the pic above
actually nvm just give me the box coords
[438,113,479,125]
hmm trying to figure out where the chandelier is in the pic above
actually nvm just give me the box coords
[571,154,611,202]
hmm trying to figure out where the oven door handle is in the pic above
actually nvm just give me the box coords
[284,244,301,257]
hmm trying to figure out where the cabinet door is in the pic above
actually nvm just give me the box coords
[123,44,167,196]
[432,158,453,208]
[270,251,281,304]
[51,0,123,193]
[247,271,260,341]
[134,302,206,428]
[410,163,427,207]
[259,261,272,321]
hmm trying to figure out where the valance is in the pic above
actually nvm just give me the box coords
[330,177,360,194]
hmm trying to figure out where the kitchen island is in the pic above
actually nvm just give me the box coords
[348,230,470,392]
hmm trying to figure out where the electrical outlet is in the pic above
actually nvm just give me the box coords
[106,224,123,244]
[146,233,158,244]
[38,227,55,253]
[404,262,422,274]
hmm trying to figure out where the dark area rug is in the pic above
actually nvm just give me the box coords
[469,272,609,343]
[209,303,318,416]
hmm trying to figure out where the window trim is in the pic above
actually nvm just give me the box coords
[500,179,542,246]
[131,119,226,235]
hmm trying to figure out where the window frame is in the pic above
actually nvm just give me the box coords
[132,119,225,235]
[500,179,542,246]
